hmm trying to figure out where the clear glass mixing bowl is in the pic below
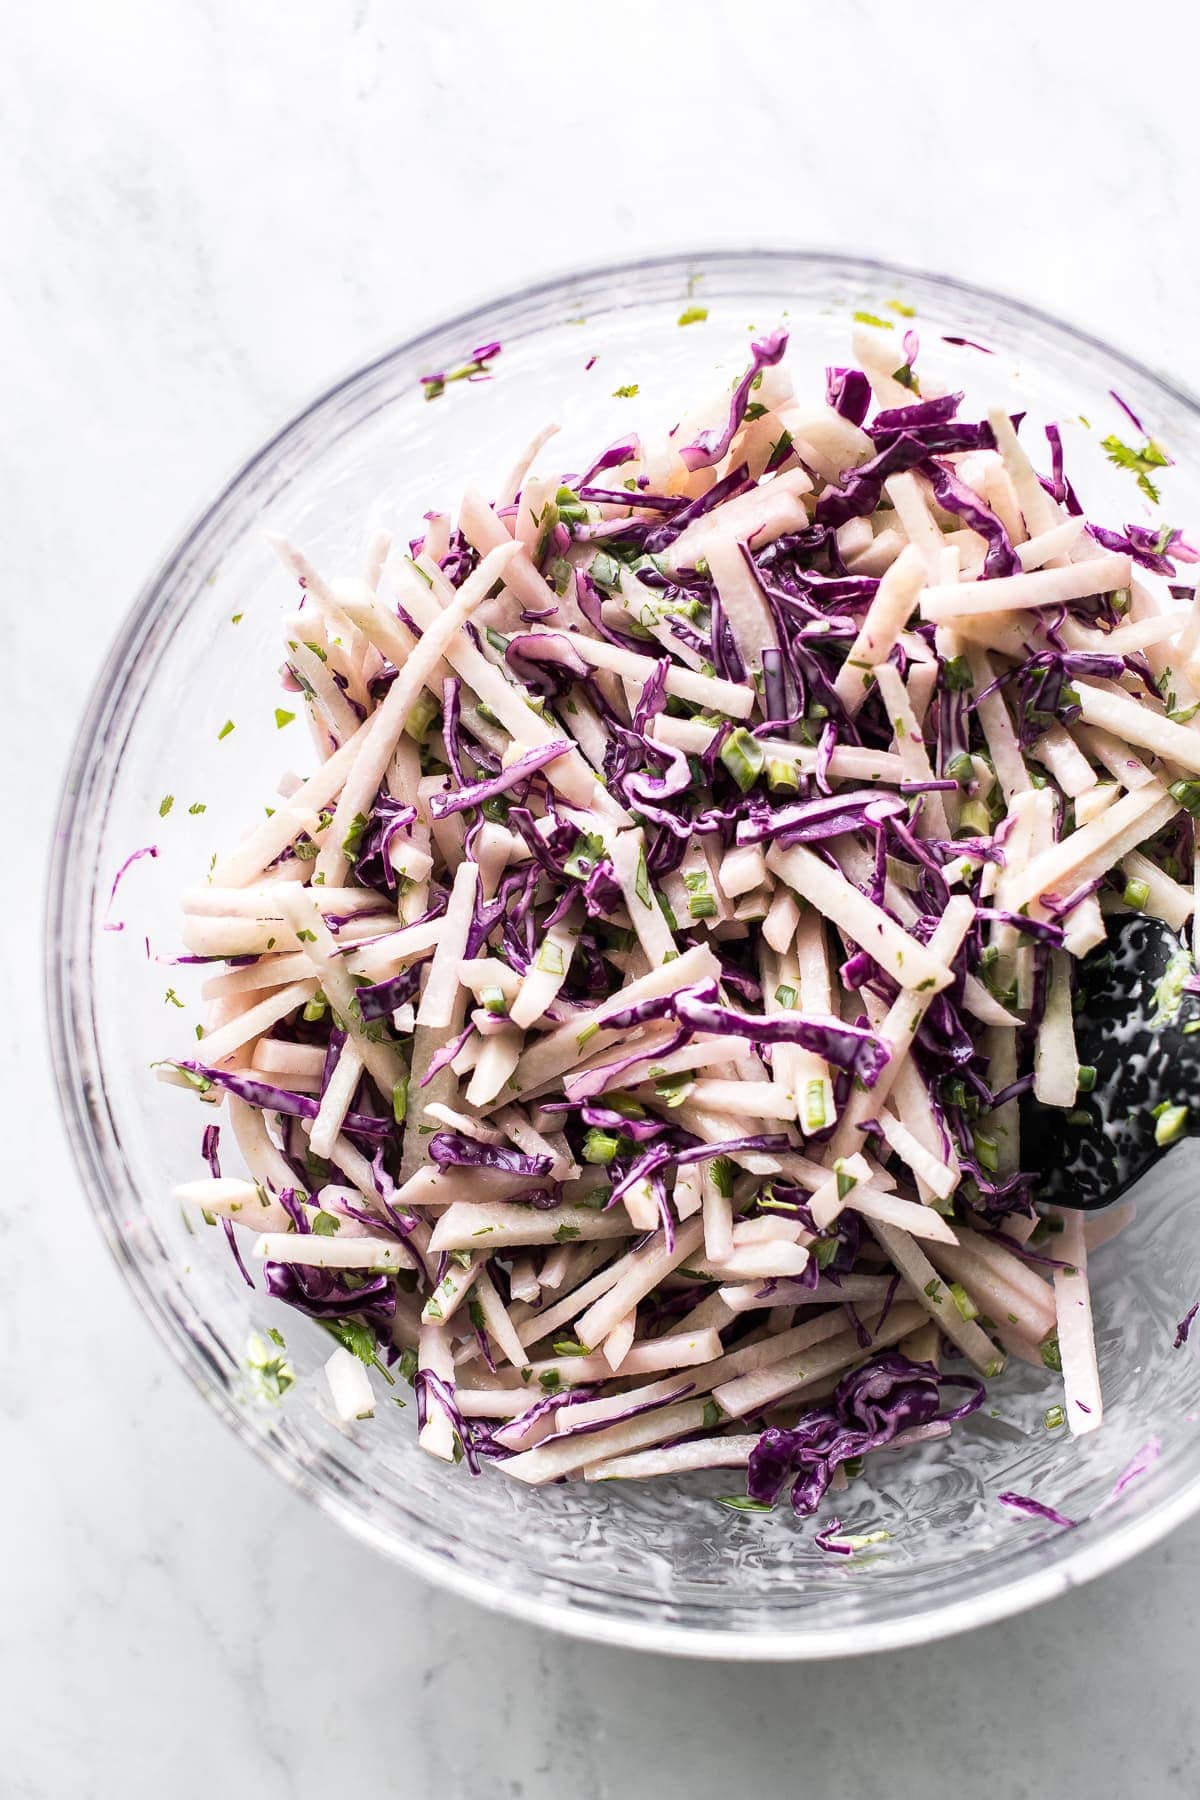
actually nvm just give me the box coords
[47,250,1200,1658]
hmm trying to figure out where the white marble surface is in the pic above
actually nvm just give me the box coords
[8,2,1200,1793]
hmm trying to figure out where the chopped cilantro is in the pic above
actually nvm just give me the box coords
[1100,433,1171,504]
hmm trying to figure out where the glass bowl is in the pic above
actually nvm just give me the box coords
[47,250,1200,1659]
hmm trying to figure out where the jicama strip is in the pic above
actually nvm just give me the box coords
[765,843,955,992]
[325,1346,375,1421]
[951,1227,1061,1321]
[1016,518,1085,568]
[1003,783,1178,912]
[508,907,581,1029]
[308,1042,366,1160]
[1072,781,1122,828]
[278,887,407,1093]
[1072,679,1200,776]
[573,1219,706,1351]
[522,625,755,719]
[415,860,478,1029]
[762,885,801,954]
[252,1233,406,1270]
[604,826,676,965]
[872,1109,957,1201]
[422,1255,482,1326]
[966,643,1031,801]
[713,1303,925,1419]
[718,1272,896,1314]
[705,534,779,674]
[825,1175,958,1245]
[585,1438,761,1481]
[1034,949,1079,1108]
[925,1240,1057,1343]
[252,1039,327,1078]
[417,1322,458,1461]
[1052,1210,1103,1437]
[175,1176,300,1235]
[501,1399,710,1485]
[1118,850,1194,931]
[868,1222,1004,1376]
[920,553,1132,622]
[465,1027,521,1107]
[873,660,951,838]
[400,563,610,813]
[687,1080,796,1119]
[778,403,872,483]
[188,980,318,1068]
[885,471,944,578]
[707,1241,811,1279]
[429,1201,633,1252]
[603,1315,637,1372]
[987,406,1062,537]
[505,941,720,1101]
[663,468,812,571]
[211,721,371,887]
[833,545,926,716]
[316,543,521,885]
[816,898,977,1194]
[1032,723,1097,798]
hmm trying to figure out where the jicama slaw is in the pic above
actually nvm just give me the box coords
[161,316,1200,1530]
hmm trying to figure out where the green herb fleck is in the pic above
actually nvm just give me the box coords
[582,1128,621,1166]
[217,719,235,740]
[1155,1102,1190,1147]
[612,384,640,399]
[634,843,652,908]
[853,310,892,329]
[719,726,766,793]
[1101,433,1170,503]
[246,1332,295,1404]
[677,306,708,326]
[1153,945,1195,1024]
[949,1281,978,1321]
[275,708,296,729]
[342,812,370,858]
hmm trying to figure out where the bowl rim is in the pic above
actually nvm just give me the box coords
[45,245,1200,1660]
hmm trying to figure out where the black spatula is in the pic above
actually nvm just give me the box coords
[1019,914,1200,1210]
